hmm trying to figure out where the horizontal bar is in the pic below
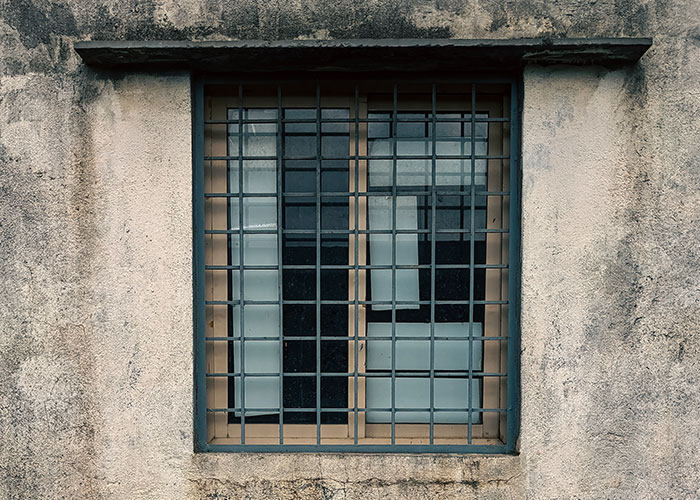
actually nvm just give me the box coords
[205,264,508,270]
[206,371,507,377]
[204,191,509,198]
[204,228,508,235]
[204,154,509,161]
[205,300,508,305]
[207,407,506,413]
[205,335,508,341]
[206,117,508,124]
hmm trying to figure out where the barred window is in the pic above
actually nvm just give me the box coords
[195,78,520,452]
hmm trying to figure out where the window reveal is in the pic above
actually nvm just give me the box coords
[200,80,515,450]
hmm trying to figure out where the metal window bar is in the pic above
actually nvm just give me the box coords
[277,84,284,445]
[195,77,519,453]
[236,84,246,444]
[204,117,510,124]
[315,83,322,445]
[429,84,437,444]
[468,83,476,444]
[390,83,398,445]
[204,155,510,161]
[353,85,360,445]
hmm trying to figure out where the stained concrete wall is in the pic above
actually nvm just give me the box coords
[1,1,699,499]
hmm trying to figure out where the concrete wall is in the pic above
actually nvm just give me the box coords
[1,1,699,498]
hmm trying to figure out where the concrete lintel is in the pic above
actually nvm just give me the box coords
[74,38,652,72]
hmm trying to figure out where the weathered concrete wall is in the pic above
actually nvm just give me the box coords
[1,1,699,499]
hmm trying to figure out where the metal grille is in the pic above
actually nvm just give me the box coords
[194,77,520,453]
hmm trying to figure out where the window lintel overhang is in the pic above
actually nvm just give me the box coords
[73,38,652,73]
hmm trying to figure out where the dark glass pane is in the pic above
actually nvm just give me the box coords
[473,268,486,301]
[283,269,316,300]
[321,270,347,300]
[284,160,315,193]
[283,375,316,424]
[321,376,347,424]
[321,197,348,230]
[284,108,316,133]
[321,304,347,336]
[436,268,468,301]
[321,340,347,372]
[397,119,427,138]
[321,160,348,192]
[284,340,315,372]
[471,303,485,325]
[433,238,485,265]
[285,135,316,158]
[321,234,348,265]
[283,304,315,337]
[474,240,486,265]
[368,113,390,138]
[282,233,315,265]
[321,109,349,133]
[436,304,469,323]
[322,135,349,158]
[435,239,469,265]
[418,268,431,301]
[284,196,316,230]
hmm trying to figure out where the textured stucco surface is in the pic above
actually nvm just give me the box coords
[1,1,699,499]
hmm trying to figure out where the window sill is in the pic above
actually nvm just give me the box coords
[190,451,523,496]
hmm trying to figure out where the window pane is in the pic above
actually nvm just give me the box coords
[368,196,419,309]
[230,197,277,230]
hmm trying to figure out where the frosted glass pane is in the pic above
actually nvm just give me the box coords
[232,305,280,338]
[243,160,276,193]
[229,270,279,301]
[368,156,431,186]
[368,196,419,310]
[366,377,481,423]
[228,124,277,157]
[230,198,277,230]
[242,270,278,300]
[368,159,392,187]
[435,140,463,155]
[366,322,483,371]
[233,303,281,416]
[436,159,469,186]
[397,139,430,156]
[368,138,391,156]
[231,234,278,266]
[235,375,280,415]
[435,119,461,137]
[396,159,430,186]
[235,341,279,373]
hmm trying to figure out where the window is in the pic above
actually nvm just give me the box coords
[194,77,520,452]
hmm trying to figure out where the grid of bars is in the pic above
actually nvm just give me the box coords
[194,78,520,453]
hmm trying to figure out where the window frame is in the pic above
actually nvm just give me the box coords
[193,74,522,453]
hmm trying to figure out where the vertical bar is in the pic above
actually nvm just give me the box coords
[506,80,521,452]
[391,83,398,445]
[316,82,322,445]
[237,84,246,444]
[226,84,234,438]
[353,85,360,445]
[429,84,437,444]
[193,77,208,450]
[277,85,284,445]
[467,83,476,444]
